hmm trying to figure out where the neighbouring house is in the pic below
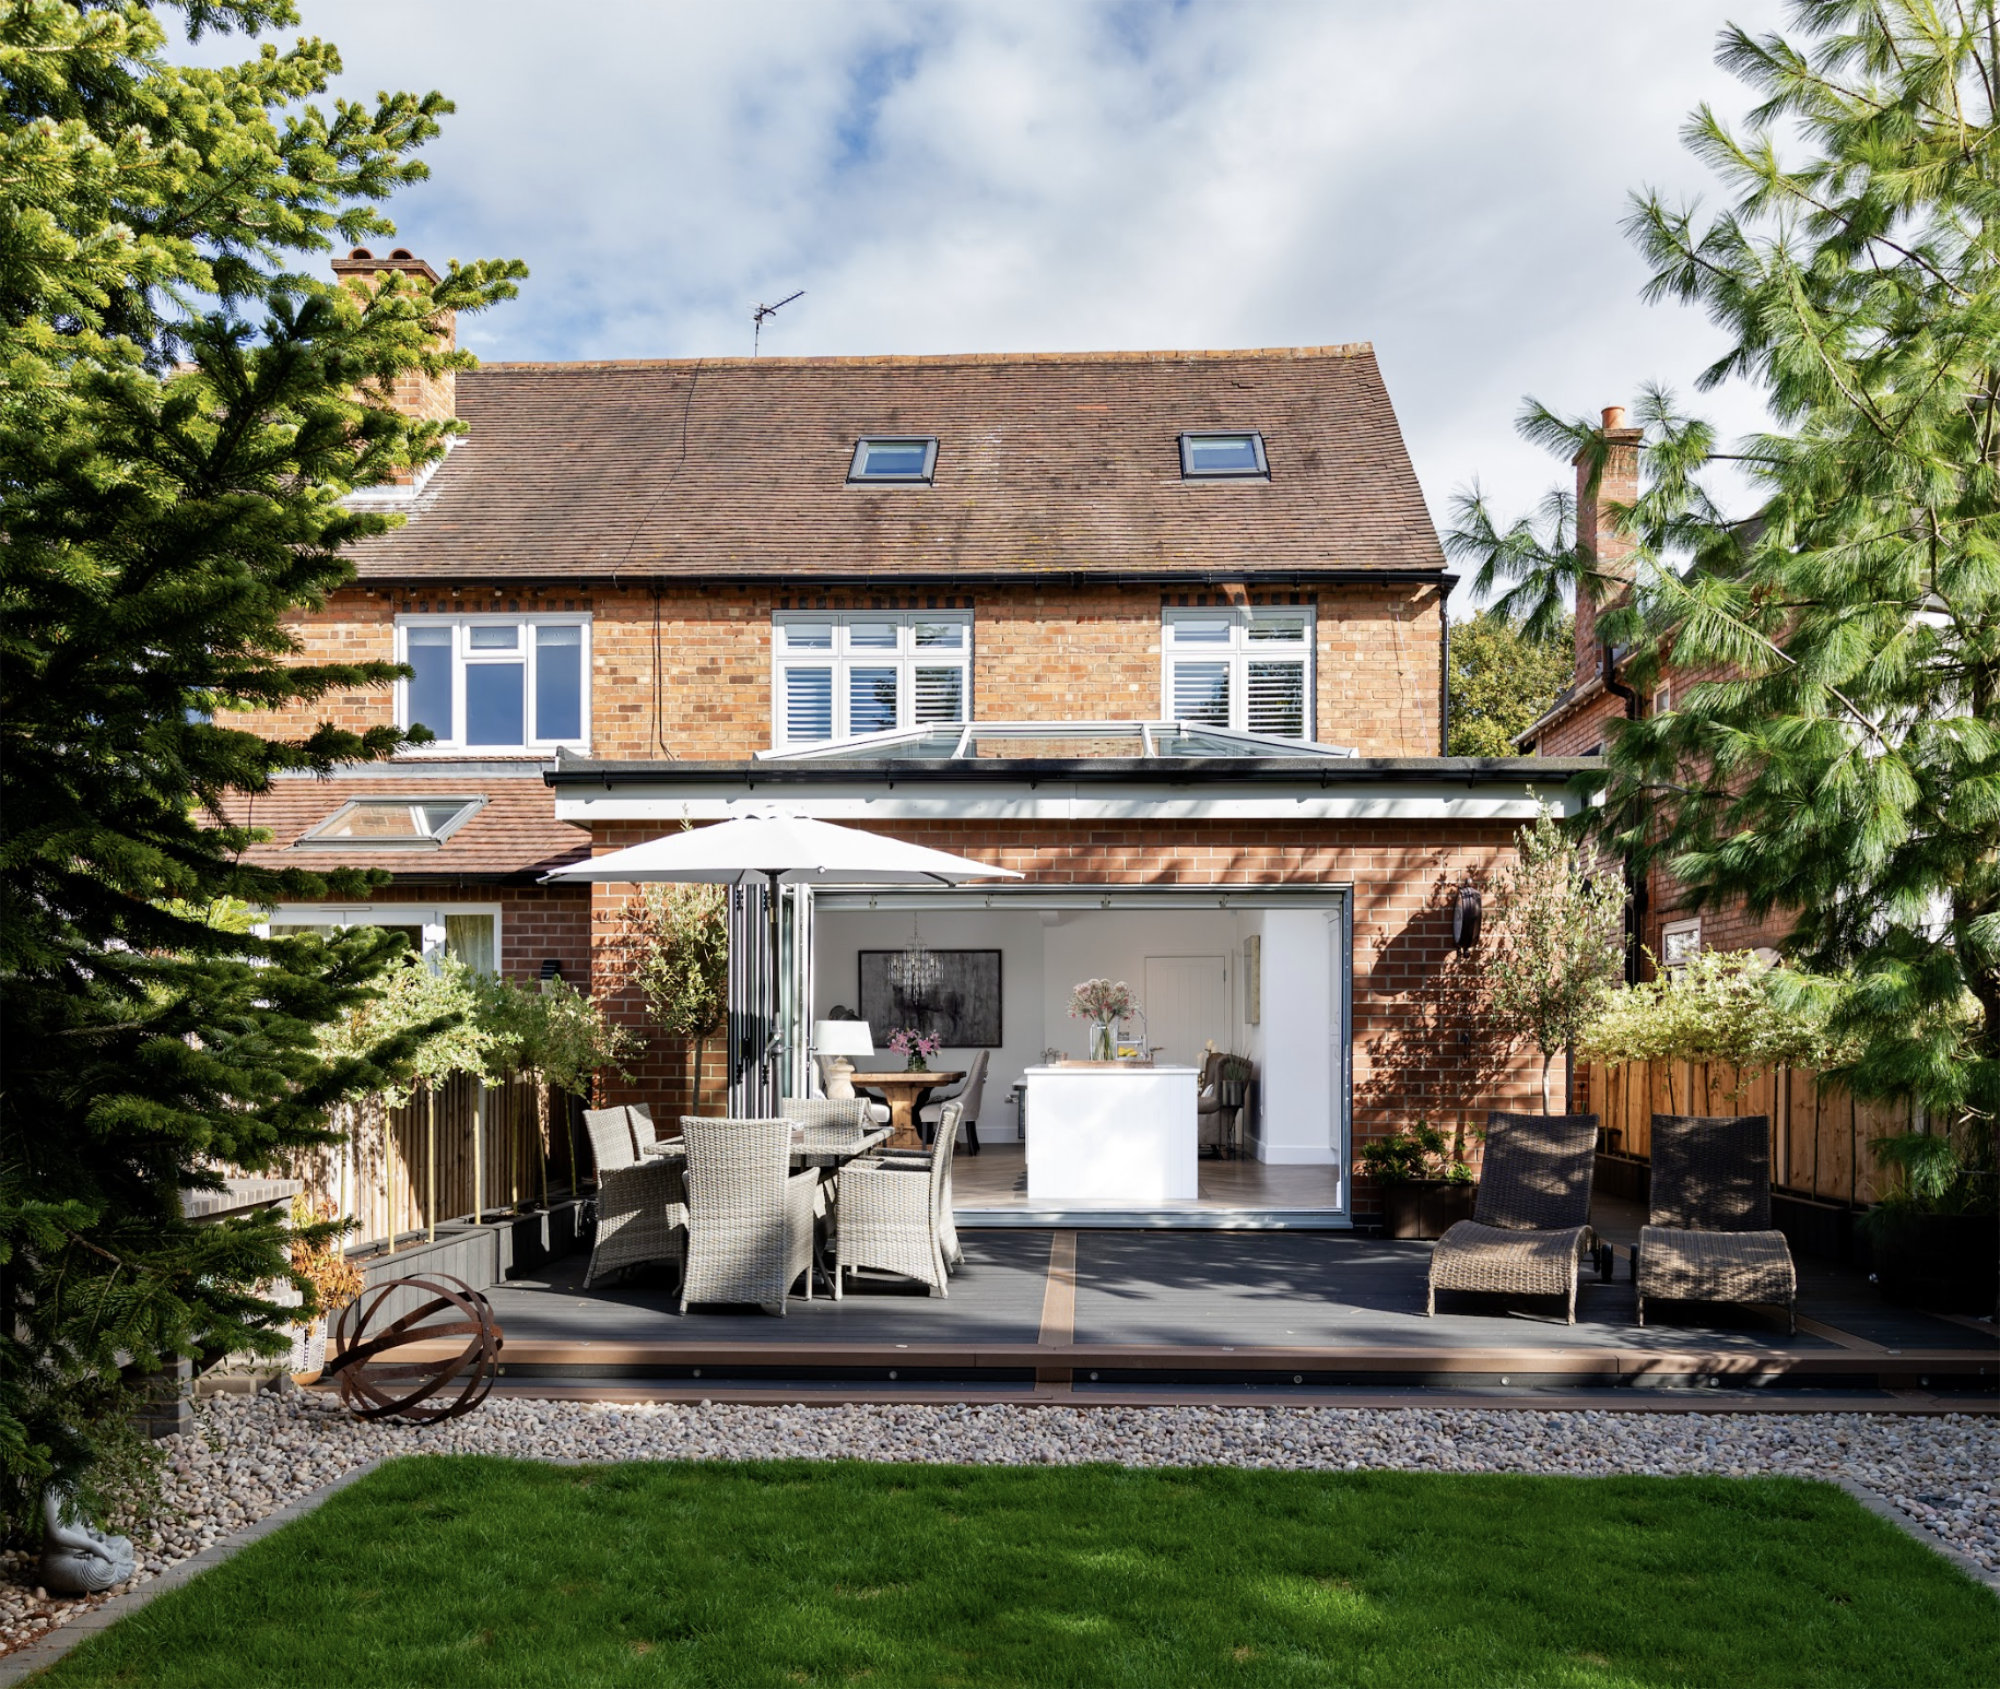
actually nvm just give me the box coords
[1514,406,1790,973]
[229,247,1594,1228]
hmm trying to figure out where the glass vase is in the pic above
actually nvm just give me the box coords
[1090,1020,1115,1062]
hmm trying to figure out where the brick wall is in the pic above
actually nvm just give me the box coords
[583,817,1543,1214]
[241,577,1444,758]
[349,882,592,988]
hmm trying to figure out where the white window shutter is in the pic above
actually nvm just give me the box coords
[1246,659,1307,737]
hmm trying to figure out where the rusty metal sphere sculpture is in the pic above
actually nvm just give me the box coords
[328,1273,504,1423]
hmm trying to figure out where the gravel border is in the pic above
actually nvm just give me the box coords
[2,1390,1993,1668]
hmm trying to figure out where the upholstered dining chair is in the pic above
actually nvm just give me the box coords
[917,1048,989,1154]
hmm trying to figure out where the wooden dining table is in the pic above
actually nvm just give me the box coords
[845,1069,965,1151]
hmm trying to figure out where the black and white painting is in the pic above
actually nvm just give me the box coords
[858,950,1002,1047]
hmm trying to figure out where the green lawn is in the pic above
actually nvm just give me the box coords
[33,1457,2000,1688]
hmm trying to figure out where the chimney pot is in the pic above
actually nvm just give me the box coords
[1602,405,1627,431]
[348,247,373,260]
[389,248,414,260]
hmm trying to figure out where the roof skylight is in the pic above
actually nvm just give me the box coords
[848,437,938,483]
[1179,431,1269,479]
[296,797,483,849]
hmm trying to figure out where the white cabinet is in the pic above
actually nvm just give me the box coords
[1023,1065,1199,1202]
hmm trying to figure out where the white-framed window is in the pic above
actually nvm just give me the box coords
[260,903,502,975]
[1653,685,1672,715]
[395,614,590,752]
[1660,917,1702,971]
[847,437,939,484]
[1162,606,1314,739]
[1179,431,1269,479]
[772,611,972,745]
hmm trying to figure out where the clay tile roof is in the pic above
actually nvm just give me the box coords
[225,776,586,880]
[347,345,1444,582]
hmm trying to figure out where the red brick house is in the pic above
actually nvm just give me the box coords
[233,248,1590,1227]
[1515,406,1788,971]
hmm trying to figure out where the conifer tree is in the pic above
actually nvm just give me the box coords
[1466,2,2000,1204]
[0,0,524,1508]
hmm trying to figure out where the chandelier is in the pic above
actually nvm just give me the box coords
[888,918,940,1003]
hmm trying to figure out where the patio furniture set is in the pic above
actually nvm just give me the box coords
[1427,1109,1799,1330]
[580,1097,967,1313]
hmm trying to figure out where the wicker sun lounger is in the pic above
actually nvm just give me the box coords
[678,1116,819,1316]
[580,1106,687,1290]
[1426,1110,1603,1323]
[834,1100,960,1298]
[1635,1113,1796,1333]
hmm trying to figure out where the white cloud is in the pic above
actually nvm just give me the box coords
[214,0,1795,600]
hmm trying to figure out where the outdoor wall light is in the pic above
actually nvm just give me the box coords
[1452,885,1483,950]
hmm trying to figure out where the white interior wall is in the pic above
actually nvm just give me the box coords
[1256,908,1341,1168]
[813,907,1045,1142]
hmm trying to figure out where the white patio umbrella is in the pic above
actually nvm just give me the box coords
[541,813,1021,1095]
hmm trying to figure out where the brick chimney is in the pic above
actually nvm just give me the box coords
[1573,404,1644,690]
[331,247,456,434]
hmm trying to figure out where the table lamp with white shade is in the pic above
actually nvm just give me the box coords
[812,1020,876,1098]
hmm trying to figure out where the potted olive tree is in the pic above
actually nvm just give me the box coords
[1359,1119,1476,1239]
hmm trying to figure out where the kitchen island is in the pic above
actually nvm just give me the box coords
[1023,1062,1199,1202]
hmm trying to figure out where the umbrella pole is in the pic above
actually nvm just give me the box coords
[767,868,783,1107]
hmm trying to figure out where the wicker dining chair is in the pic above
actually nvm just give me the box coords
[779,1095,875,1153]
[1635,1114,1797,1333]
[1426,1110,1604,1323]
[834,1100,959,1298]
[628,1101,662,1152]
[580,1106,687,1290]
[677,1117,820,1316]
[873,1103,964,1270]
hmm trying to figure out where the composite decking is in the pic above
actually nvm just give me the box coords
[436,1205,1996,1406]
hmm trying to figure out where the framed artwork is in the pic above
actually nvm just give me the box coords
[859,949,1002,1047]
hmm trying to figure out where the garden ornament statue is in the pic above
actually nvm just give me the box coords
[326,1272,504,1423]
[40,1484,137,1595]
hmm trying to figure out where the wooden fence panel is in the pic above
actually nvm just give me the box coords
[1590,1057,1906,1207]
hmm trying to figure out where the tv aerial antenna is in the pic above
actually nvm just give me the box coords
[752,289,804,356]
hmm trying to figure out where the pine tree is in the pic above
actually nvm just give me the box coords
[0,0,524,1512]
[1468,3,2000,1204]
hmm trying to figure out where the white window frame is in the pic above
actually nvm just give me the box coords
[1178,431,1269,479]
[771,611,973,747]
[1161,605,1315,739]
[257,902,503,974]
[1653,685,1672,715]
[394,613,592,753]
[847,436,939,484]
[1660,917,1702,971]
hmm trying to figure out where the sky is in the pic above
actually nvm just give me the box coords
[216,1,1794,610]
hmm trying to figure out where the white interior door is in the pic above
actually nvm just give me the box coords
[1141,955,1229,1068]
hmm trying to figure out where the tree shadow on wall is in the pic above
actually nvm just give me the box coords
[1357,870,1518,1149]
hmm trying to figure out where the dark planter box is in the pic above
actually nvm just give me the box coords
[1594,1152,1650,1207]
[1381,1180,1477,1240]
[1863,1209,2000,1315]
[1771,1190,1858,1265]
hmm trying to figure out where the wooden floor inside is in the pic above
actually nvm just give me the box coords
[952,1144,1346,1222]
[452,1202,1998,1405]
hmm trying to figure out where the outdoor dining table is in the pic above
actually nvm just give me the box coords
[844,1069,965,1150]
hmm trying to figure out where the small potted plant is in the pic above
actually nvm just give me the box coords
[1358,1117,1477,1240]
[287,1195,364,1382]
[1216,1054,1252,1108]
[888,1027,942,1072]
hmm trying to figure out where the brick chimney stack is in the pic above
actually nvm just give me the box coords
[331,247,456,439]
[1573,403,1644,690]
